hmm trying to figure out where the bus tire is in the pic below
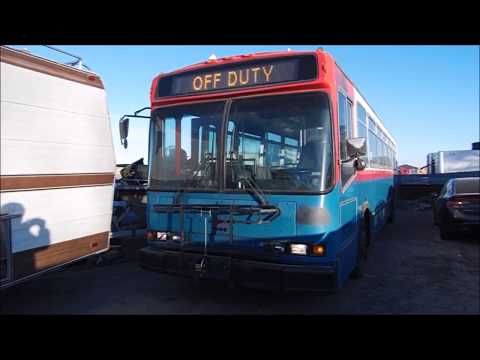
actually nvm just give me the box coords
[351,219,369,279]
[387,194,395,224]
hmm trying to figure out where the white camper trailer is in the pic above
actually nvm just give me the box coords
[427,150,480,174]
[0,46,116,289]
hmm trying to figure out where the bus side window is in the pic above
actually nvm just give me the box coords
[367,117,374,167]
[338,92,348,160]
[376,135,381,168]
[338,92,355,186]
[357,103,368,166]
[346,99,353,138]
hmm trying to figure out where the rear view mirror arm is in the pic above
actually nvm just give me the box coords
[119,107,151,149]
[134,107,151,116]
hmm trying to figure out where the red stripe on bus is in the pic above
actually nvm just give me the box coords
[356,169,394,181]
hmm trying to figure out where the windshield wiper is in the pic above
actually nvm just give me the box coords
[187,153,215,187]
[172,154,214,205]
[231,159,268,206]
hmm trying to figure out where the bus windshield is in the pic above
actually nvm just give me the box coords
[149,101,224,190]
[149,92,333,192]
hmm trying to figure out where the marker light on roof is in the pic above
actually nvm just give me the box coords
[208,54,217,60]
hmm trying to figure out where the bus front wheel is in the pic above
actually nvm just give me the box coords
[351,219,370,279]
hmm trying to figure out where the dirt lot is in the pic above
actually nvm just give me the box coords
[1,201,478,314]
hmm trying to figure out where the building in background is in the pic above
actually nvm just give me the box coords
[399,164,418,175]
[472,142,479,150]
[417,166,429,174]
[426,149,480,174]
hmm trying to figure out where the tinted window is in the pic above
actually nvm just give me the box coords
[368,128,375,167]
[447,180,454,196]
[454,178,480,194]
[381,141,387,168]
[374,134,381,167]
[338,92,348,160]
[356,105,368,166]
[346,100,353,138]
[357,103,367,127]
[338,93,355,185]
[439,181,449,197]
[358,121,367,139]
[369,119,377,134]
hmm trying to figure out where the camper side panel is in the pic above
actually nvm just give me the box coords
[0,59,115,284]
[1,62,115,175]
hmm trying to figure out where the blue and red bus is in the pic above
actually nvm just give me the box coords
[120,48,397,291]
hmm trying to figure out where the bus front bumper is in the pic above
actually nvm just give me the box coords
[139,246,338,291]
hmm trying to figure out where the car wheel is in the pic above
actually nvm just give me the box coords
[432,204,438,226]
[440,224,455,240]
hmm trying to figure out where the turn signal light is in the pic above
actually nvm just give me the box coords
[312,244,326,256]
[146,231,156,241]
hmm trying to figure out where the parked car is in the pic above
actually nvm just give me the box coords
[433,177,480,239]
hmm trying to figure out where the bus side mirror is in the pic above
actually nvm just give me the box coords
[119,117,129,149]
[347,137,367,158]
[354,158,366,171]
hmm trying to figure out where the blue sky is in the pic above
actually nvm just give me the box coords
[11,45,479,167]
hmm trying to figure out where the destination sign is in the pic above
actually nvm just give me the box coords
[156,55,317,97]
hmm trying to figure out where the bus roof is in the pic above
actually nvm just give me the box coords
[333,57,397,148]
[151,48,396,148]
[158,50,317,77]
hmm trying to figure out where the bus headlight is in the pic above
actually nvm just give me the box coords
[290,244,307,255]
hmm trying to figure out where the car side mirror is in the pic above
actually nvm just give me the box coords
[347,137,367,159]
[119,117,129,149]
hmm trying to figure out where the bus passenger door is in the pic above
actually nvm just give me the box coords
[337,93,358,278]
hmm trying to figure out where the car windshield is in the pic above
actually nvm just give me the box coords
[148,92,333,192]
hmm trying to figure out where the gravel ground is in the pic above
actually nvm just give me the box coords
[1,202,478,314]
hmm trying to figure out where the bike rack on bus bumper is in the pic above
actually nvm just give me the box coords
[151,203,281,278]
